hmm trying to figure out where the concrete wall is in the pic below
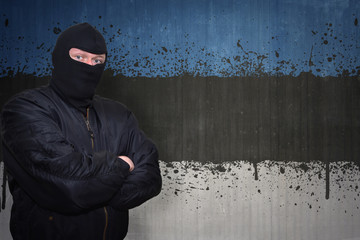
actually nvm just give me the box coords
[1,0,360,239]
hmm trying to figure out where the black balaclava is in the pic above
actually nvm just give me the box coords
[50,22,107,114]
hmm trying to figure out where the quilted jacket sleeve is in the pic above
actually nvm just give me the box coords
[109,111,162,210]
[1,93,131,214]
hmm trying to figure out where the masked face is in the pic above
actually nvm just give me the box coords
[50,23,107,114]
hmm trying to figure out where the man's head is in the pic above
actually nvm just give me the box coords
[50,23,107,113]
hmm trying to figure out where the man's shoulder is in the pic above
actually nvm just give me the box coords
[93,95,129,112]
[93,95,134,123]
[2,86,57,112]
[8,86,51,102]
[0,86,57,123]
[4,86,47,104]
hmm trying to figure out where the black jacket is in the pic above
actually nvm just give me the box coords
[1,86,162,240]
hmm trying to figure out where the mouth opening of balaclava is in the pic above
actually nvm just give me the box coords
[50,22,107,114]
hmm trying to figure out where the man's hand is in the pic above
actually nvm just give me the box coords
[118,156,134,172]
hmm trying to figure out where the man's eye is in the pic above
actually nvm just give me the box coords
[76,55,83,60]
[94,59,103,64]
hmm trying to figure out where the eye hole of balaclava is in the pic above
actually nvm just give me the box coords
[50,22,107,114]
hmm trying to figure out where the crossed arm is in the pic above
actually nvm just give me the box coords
[1,94,161,213]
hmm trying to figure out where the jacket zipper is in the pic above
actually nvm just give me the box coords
[84,108,94,149]
[103,207,109,240]
[84,108,109,240]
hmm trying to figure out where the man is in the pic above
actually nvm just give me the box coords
[1,22,162,240]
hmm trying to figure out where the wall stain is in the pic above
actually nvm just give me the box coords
[160,160,360,209]
[2,20,359,78]
[53,27,61,34]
